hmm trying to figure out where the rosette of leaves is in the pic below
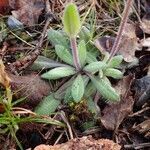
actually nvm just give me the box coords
[35,3,123,115]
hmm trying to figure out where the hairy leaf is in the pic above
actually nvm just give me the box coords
[84,82,96,97]
[71,75,84,102]
[47,29,68,48]
[108,55,123,68]
[78,40,87,67]
[104,68,123,79]
[86,52,97,63]
[62,3,81,37]
[87,97,100,115]
[79,26,91,42]
[64,87,72,103]
[84,62,106,73]
[35,94,60,115]
[55,45,73,65]
[41,66,76,80]
[90,76,120,102]
[31,56,67,70]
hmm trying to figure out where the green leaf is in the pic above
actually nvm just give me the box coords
[103,52,110,63]
[87,97,100,115]
[81,121,96,131]
[55,45,73,65]
[82,75,90,87]
[35,94,60,115]
[62,3,81,37]
[90,76,120,102]
[104,68,123,79]
[84,61,106,73]
[102,76,111,86]
[41,66,76,80]
[84,82,96,97]
[31,56,67,70]
[47,29,68,48]
[71,75,84,102]
[64,87,73,104]
[86,52,97,63]
[79,26,91,42]
[78,40,87,67]
[31,118,65,127]
[108,55,123,68]
[54,77,74,99]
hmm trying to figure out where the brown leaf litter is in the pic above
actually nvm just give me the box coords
[133,75,150,107]
[9,73,51,107]
[95,23,139,62]
[9,0,45,26]
[0,59,11,88]
[100,75,134,130]
[132,119,150,138]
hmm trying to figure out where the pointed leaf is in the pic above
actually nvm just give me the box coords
[62,3,81,37]
[78,40,87,67]
[35,94,60,115]
[79,26,91,42]
[104,68,123,79]
[108,55,123,68]
[84,81,96,97]
[84,61,107,73]
[54,77,74,99]
[64,87,73,104]
[55,45,73,65]
[71,75,84,102]
[82,75,90,87]
[41,66,76,80]
[90,76,120,102]
[86,52,98,63]
[47,29,68,48]
[31,56,67,70]
[87,97,100,115]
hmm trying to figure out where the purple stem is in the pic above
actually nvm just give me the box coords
[70,37,81,71]
[107,0,133,62]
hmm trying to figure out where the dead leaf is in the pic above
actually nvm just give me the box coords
[101,75,134,130]
[140,38,150,51]
[132,119,150,138]
[133,76,150,107]
[34,136,121,150]
[95,23,139,62]
[148,65,150,75]
[0,59,11,88]
[0,59,11,113]
[141,12,150,34]
[9,0,45,26]
[94,36,115,54]
[9,73,51,107]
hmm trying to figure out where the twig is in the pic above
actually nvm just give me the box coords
[54,131,65,145]
[60,111,74,140]
[124,143,150,149]
[107,0,133,62]
[0,42,8,58]
[129,107,150,117]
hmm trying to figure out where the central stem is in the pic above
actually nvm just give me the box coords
[70,37,81,71]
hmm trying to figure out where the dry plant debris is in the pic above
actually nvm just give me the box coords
[101,75,134,130]
[95,23,139,62]
[9,0,45,26]
[0,0,150,149]
[34,136,121,150]
[9,73,51,107]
